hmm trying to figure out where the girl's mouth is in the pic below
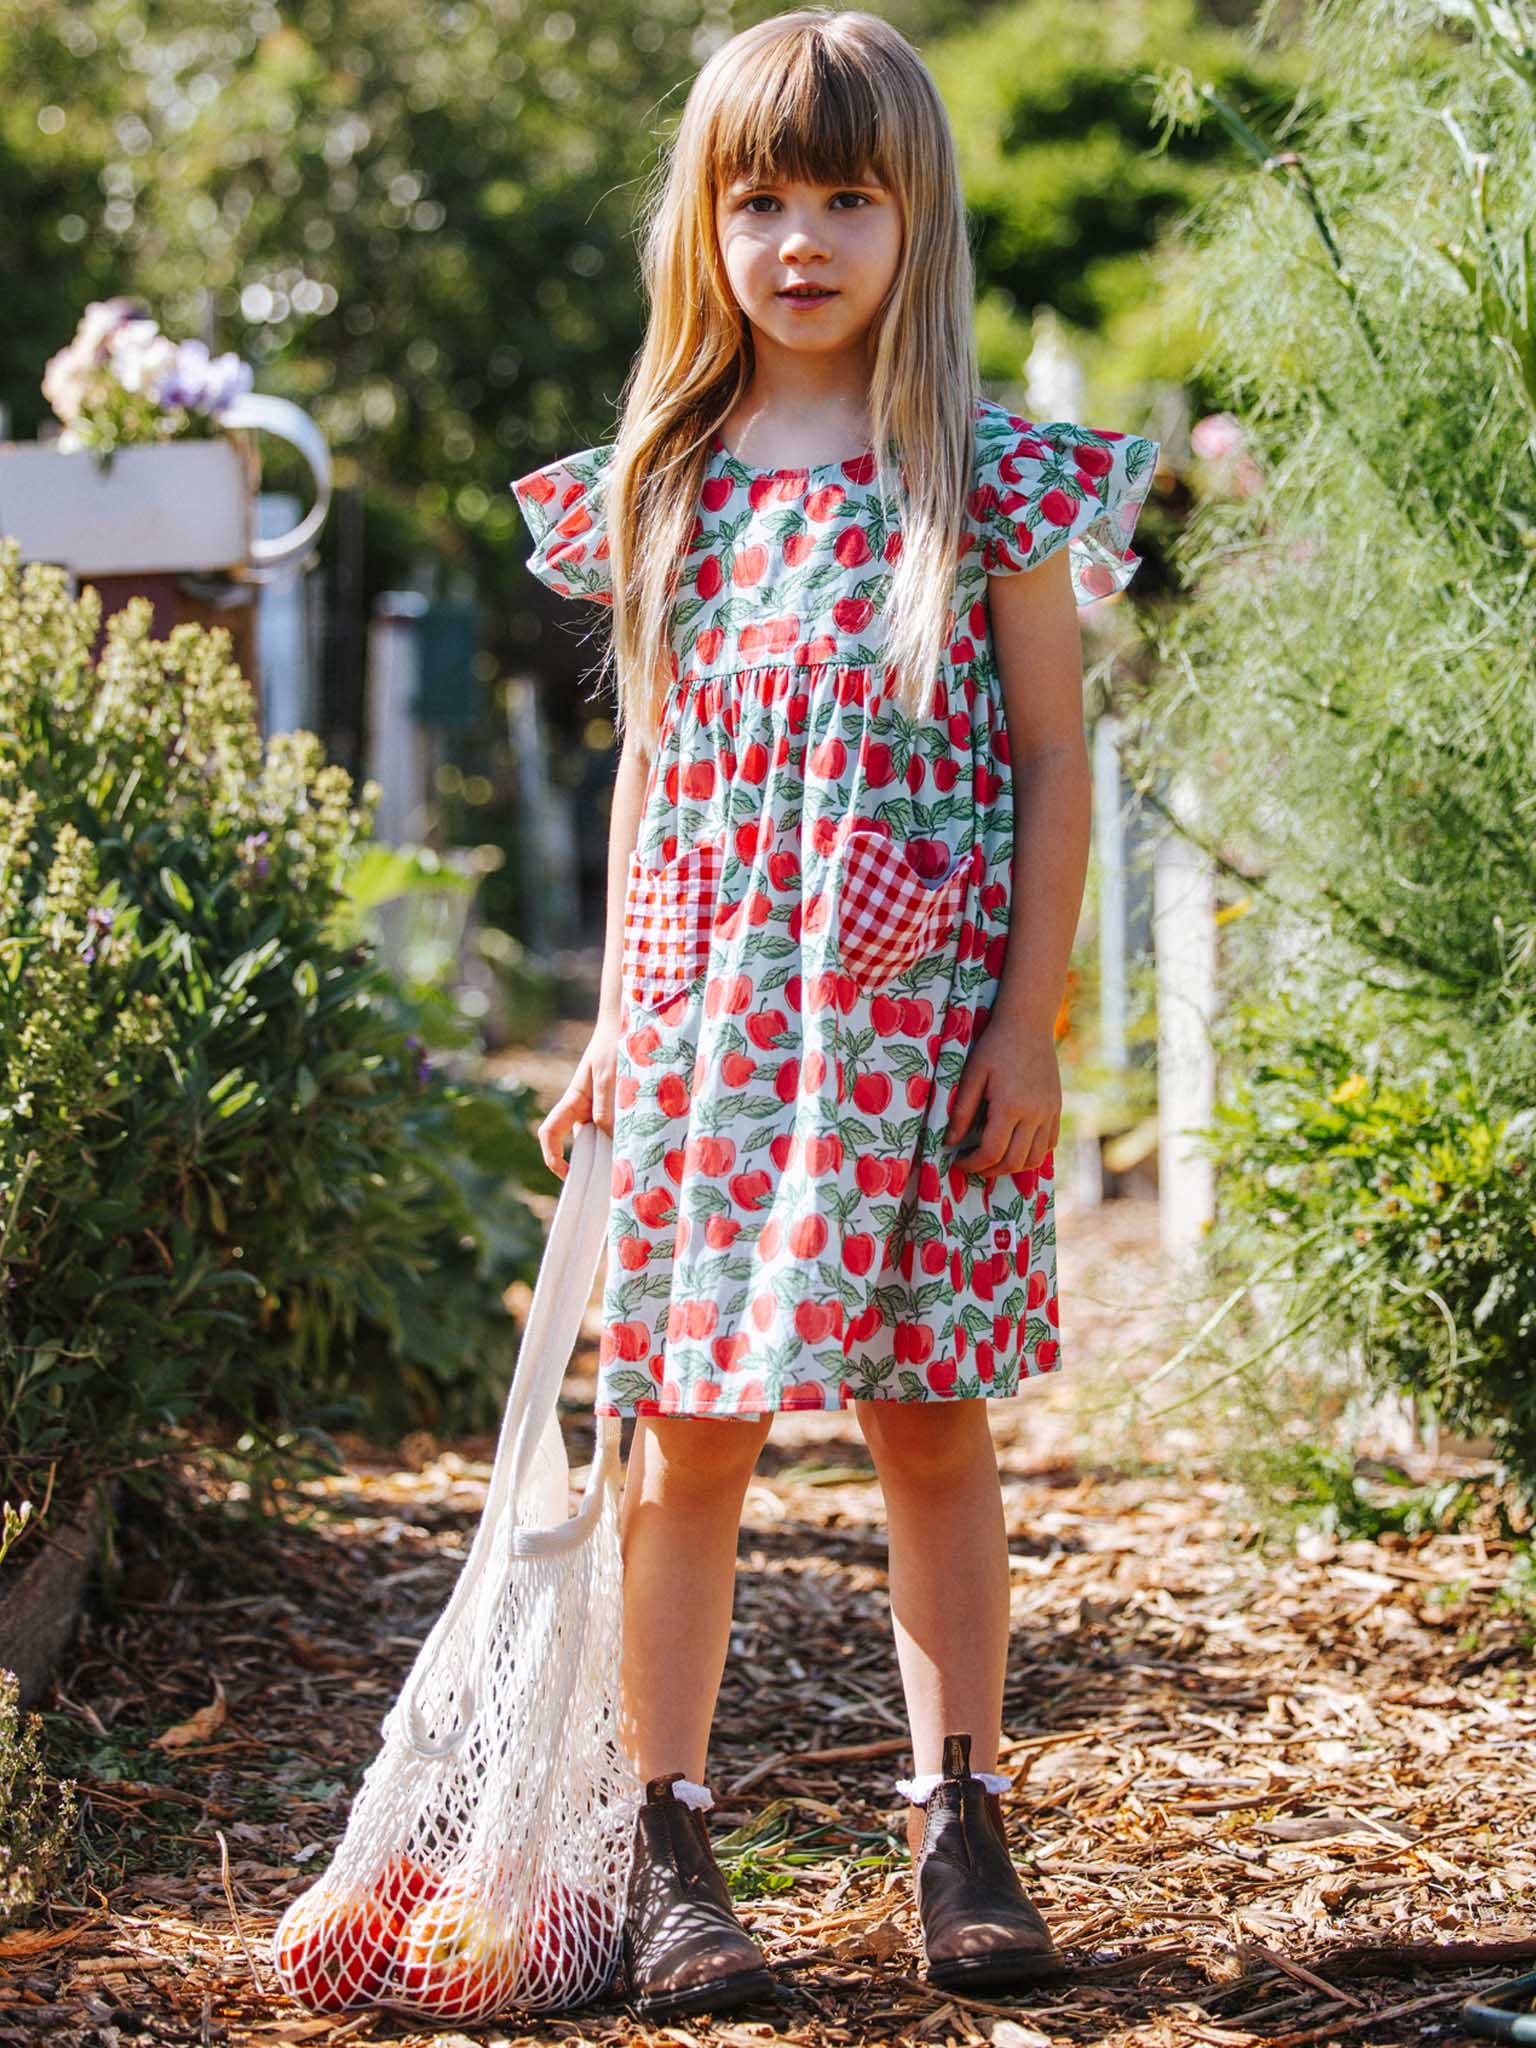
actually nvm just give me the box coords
[778,287,837,305]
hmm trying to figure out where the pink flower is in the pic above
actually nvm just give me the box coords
[1191,411,1245,460]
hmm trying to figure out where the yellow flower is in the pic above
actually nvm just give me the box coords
[1329,1072,1370,1105]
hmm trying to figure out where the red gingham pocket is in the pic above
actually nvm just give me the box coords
[833,828,979,991]
[623,833,725,1012]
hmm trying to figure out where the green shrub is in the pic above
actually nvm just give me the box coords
[1229,1439,1482,1547]
[0,1670,76,1927]
[1124,0,1536,1483]
[0,543,546,1537]
[1205,989,1536,1482]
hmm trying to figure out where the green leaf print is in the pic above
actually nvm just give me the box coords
[863,796,915,839]
[636,1133,681,1179]
[608,1370,656,1406]
[883,1044,932,1080]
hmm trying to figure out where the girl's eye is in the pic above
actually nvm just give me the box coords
[742,191,870,212]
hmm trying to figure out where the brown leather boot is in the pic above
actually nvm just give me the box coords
[616,1771,778,2018]
[912,1732,1063,1991]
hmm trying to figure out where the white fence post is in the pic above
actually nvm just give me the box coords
[254,492,316,737]
[1153,772,1217,1256]
[366,592,432,846]
[504,675,580,952]
[1094,712,1130,1078]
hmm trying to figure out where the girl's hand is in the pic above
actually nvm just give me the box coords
[537,1016,621,1179]
[943,1013,1061,1177]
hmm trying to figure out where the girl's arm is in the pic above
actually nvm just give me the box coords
[943,545,1089,1175]
[536,724,652,1178]
[984,544,1091,1033]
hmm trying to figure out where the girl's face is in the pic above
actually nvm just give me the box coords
[714,166,903,359]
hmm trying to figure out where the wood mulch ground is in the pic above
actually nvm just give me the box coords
[6,1016,1535,2047]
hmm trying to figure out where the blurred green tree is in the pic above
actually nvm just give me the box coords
[0,0,1275,649]
[929,0,1300,402]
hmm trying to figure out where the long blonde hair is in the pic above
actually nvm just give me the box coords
[601,8,980,752]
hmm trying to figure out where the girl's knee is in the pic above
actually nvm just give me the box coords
[855,1397,990,1483]
[634,1412,773,1490]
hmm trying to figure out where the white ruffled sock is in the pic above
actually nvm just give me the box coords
[894,1768,1012,1804]
[669,1777,715,1811]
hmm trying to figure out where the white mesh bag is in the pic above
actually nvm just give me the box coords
[270,1120,642,2023]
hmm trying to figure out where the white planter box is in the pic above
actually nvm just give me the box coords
[0,435,257,577]
[0,397,331,583]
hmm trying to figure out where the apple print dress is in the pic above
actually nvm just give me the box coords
[511,392,1159,1421]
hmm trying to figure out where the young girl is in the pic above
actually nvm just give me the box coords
[513,6,1159,2021]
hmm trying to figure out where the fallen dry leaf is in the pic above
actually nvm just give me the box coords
[153,1672,227,1749]
[0,1923,106,1962]
[990,2025,1056,2048]
[829,1915,907,1962]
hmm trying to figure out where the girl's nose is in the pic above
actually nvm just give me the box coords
[779,224,829,261]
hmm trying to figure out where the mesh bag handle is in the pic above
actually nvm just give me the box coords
[270,1116,640,2022]
[393,1118,617,1758]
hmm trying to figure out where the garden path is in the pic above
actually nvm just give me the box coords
[8,1016,1534,2048]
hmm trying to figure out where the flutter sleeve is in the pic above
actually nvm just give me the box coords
[509,442,616,605]
[971,415,1160,605]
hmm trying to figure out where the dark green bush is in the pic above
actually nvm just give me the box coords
[1206,989,1536,1482]
[0,542,546,1537]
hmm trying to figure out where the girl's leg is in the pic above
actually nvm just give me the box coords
[618,1411,776,1784]
[855,1398,1011,1859]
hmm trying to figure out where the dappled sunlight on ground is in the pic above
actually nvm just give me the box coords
[16,1017,1535,2044]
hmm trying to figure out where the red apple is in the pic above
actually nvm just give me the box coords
[520,1876,621,2004]
[391,1871,525,2021]
[272,1885,399,2013]
[375,1851,442,1919]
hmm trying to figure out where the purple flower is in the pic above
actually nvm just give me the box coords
[80,903,116,964]
[154,338,254,417]
[236,833,273,886]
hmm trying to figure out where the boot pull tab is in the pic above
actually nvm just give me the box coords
[941,1731,973,1780]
